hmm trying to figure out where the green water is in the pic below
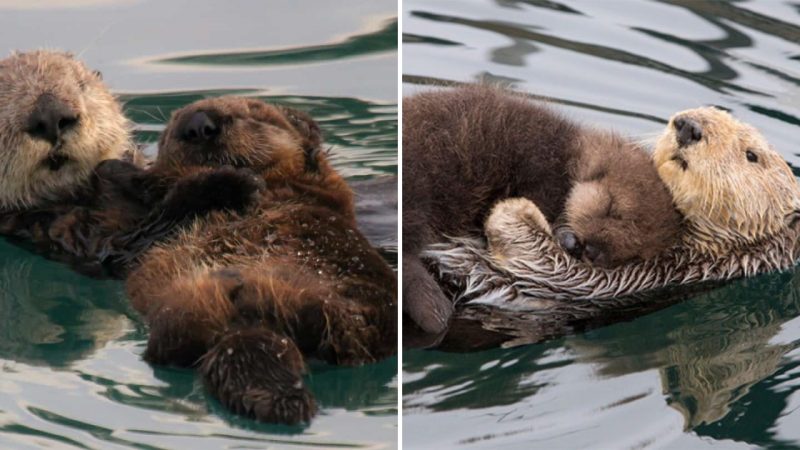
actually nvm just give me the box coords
[403,0,800,448]
[0,1,397,448]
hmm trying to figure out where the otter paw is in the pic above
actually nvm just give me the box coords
[486,198,552,236]
[485,198,552,261]
[164,167,264,219]
[94,159,139,179]
[245,386,317,425]
[48,208,92,257]
[200,328,315,425]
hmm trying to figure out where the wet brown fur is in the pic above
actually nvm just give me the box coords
[564,131,682,267]
[403,85,680,335]
[124,97,397,425]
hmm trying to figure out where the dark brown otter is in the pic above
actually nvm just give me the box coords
[403,85,681,337]
[117,97,397,425]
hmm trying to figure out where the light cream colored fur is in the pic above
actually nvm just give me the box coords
[0,50,132,208]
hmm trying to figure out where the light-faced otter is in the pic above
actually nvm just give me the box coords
[114,97,396,425]
[427,107,800,306]
[403,85,681,335]
[0,50,133,209]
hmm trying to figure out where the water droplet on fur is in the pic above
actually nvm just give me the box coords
[227,348,233,355]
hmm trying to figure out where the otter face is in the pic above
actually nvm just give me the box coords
[0,51,131,208]
[156,96,323,179]
[560,177,681,268]
[653,107,800,244]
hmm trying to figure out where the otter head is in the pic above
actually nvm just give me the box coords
[0,51,131,209]
[561,176,681,268]
[155,96,328,181]
[653,107,800,251]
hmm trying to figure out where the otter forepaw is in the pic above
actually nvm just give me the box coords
[485,198,552,260]
[162,167,264,220]
[487,198,552,236]
[48,207,93,257]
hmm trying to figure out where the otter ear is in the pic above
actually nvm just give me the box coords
[280,106,324,172]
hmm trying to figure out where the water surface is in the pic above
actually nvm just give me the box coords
[402,1,800,448]
[0,1,397,448]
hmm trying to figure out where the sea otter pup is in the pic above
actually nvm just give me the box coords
[403,85,681,334]
[116,97,397,425]
[427,107,800,305]
[0,50,133,209]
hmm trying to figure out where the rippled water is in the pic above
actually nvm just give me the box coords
[0,1,397,448]
[403,0,800,448]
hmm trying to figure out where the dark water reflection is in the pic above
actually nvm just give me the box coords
[403,0,800,448]
[0,0,397,448]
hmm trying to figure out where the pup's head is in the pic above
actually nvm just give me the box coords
[155,96,328,181]
[562,135,683,268]
[0,50,131,209]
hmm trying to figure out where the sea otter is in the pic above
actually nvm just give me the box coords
[403,85,681,335]
[0,50,133,209]
[0,51,269,275]
[426,107,800,307]
[0,50,168,269]
[109,97,397,425]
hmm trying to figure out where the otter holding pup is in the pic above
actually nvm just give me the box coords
[426,105,800,307]
[403,85,682,335]
[0,51,262,276]
[0,51,396,425]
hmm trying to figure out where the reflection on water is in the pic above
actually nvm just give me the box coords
[0,0,397,448]
[403,0,800,448]
[155,20,397,67]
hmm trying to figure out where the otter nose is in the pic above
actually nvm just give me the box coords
[181,111,219,142]
[673,116,703,148]
[25,94,79,146]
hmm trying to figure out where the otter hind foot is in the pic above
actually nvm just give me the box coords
[199,327,316,425]
[403,255,454,336]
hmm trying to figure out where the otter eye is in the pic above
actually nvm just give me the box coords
[746,149,758,163]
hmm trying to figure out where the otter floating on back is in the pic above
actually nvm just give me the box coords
[426,107,800,307]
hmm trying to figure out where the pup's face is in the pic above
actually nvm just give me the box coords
[653,107,800,241]
[156,96,323,180]
[563,177,681,268]
[0,51,130,208]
